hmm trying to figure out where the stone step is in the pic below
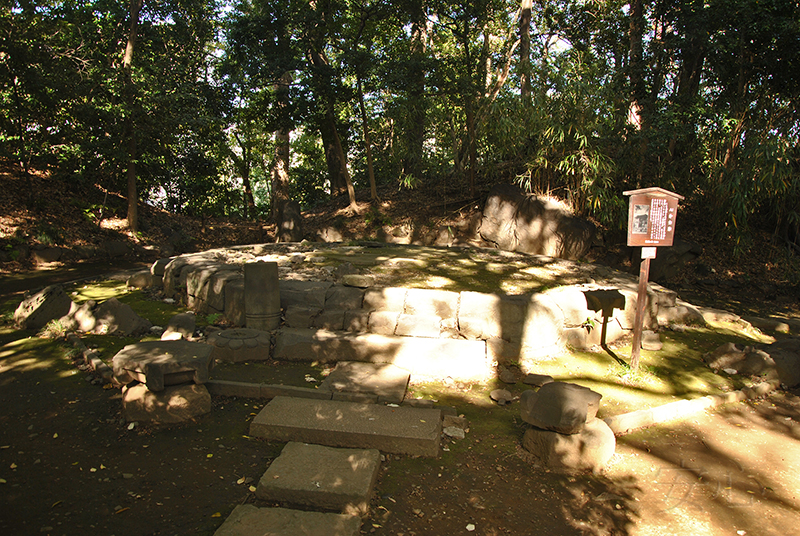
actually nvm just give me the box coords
[213,505,360,536]
[274,328,490,382]
[256,442,380,514]
[250,396,442,457]
[318,361,410,404]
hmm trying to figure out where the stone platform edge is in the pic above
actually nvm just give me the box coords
[206,379,415,404]
[604,380,780,435]
[66,332,116,385]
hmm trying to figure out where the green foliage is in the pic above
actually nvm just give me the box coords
[1,0,798,252]
[364,208,392,228]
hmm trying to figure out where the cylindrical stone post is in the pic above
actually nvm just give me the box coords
[244,261,281,331]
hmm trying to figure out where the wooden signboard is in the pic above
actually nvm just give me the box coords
[622,187,684,370]
[624,187,683,247]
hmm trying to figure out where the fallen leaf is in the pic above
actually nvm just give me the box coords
[0,478,7,484]
[207,454,213,458]
[114,507,129,515]
[127,423,136,430]
[211,512,222,518]
[53,433,58,439]
[237,476,246,485]
[248,485,256,493]
[10,463,17,469]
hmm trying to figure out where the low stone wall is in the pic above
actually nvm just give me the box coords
[147,245,705,366]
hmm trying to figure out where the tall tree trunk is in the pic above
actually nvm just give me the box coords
[402,2,427,181]
[271,71,292,222]
[356,74,378,201]
[519,0,532,104]
[309,49,358,211]
[628,0,647,185]
[123,0,143,234]
[230,132,256,220]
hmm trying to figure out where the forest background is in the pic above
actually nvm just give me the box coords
[2,0,799,255]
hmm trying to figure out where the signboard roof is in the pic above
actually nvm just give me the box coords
[623,187,684,200]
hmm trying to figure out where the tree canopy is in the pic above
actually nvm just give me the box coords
[2,0,799,250]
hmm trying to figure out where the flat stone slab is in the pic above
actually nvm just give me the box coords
[112,340,214,392]
[207,328,272,362]
[250,396,442,457]
[319,361,410,404]
[214,505,360,536]
[256,442,380,514]
[274,328,490,381]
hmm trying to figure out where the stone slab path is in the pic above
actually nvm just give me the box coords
[256,442,380,514]
[213,504,361,536]
[319,361,410,404]
[250,396,442,457]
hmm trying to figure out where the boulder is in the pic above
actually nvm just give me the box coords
[161,312,196,340]
[14,285,75,330]
[520,382,602,434]
[522,418,616,473]
[122,383,211,424]
[127,270,157,289]
[479,184,595,260]
[91,298,152,336]
[765,338,800,387]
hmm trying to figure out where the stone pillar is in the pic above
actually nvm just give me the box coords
[244,261,281,331]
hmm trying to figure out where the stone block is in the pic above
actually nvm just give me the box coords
[394,314,441,338]
[519,294,565,352]
[250,396,441,457]
[368,311,399,335]
[362,287,406,312]
[279,281,333,310]
[224,279,245,326]
[341,274,374,288]
[256,442,381,514]
[14,285,74,330]
[213,505,361,536]
[151,257,173,276]
[112,340,214,392]
[520,382,602,434]
[343,310,370,332]
[312,309,345,331]
[122,383,211,424]
[285,305,321,329]
[206,270,242,313]
[404,288,459,318]
[522,418,615,472]
[458,292,525,340]
[207,328,271,362]
[324,286,365,310]
[273,329,490,382]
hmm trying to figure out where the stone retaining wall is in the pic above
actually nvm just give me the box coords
[150,246,704,364]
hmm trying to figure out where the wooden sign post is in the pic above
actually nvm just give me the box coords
[623,187,684,370]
